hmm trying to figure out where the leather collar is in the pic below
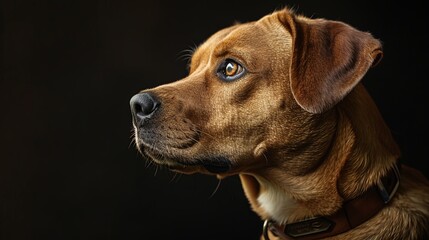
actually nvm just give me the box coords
[263,164,401,240]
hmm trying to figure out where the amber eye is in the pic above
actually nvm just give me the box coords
[217,59,246,81]
[225,62,240,76]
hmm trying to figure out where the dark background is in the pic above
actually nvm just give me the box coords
[1,1,428,239]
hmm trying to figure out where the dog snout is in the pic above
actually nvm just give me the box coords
[130,92,160,124]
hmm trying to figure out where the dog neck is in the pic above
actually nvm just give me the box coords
[240,84,400,226]
[337,84,400,199]
[246,112,354,224]
[254,175,302,224]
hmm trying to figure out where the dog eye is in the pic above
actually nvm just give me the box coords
[217,59,246,81]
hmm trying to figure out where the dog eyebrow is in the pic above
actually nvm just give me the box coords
[214,47,264,75]
[212,47,234,58]
[212,47,250,65]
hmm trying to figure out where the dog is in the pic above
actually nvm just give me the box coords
[130,7,429,239]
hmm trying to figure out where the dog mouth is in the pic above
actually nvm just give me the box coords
[133,123,233,174]
[132,111,234,174]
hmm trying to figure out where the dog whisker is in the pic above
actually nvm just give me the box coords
[198,130,216,142]
[145,159,152,168]
[209,179,222,199]
[154,165,159,176]
[197,129,227,149]
[170,172,183,183]
[129,128,137,149]
[169,172,178,183]
[176,45,198,63]
[262,152,269,165]
[175,173,183,182]
[128,138,136,149]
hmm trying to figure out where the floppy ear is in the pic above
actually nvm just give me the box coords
[278,10,383,113]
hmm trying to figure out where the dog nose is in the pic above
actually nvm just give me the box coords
[130,92,160,124]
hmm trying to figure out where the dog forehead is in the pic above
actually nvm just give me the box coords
[191,23,253,62]
[191,14,290,68]
[212,24,269,55]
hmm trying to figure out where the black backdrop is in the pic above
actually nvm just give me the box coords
[1,1,428,239]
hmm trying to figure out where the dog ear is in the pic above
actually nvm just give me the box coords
[278,10,383,113]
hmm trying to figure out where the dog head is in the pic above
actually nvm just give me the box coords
[130,8,382,177]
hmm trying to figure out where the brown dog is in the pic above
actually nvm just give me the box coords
[130,8,429,239]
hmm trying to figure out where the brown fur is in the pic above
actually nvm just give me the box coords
[131,8,429,239]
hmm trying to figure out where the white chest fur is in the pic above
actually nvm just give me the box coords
[256,177,298,224]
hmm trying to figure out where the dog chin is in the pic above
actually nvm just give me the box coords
[169,158,232,175]
[142,148,232,175]
[166,164,205,174]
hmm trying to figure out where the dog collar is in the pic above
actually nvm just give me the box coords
[262,164,401,240]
